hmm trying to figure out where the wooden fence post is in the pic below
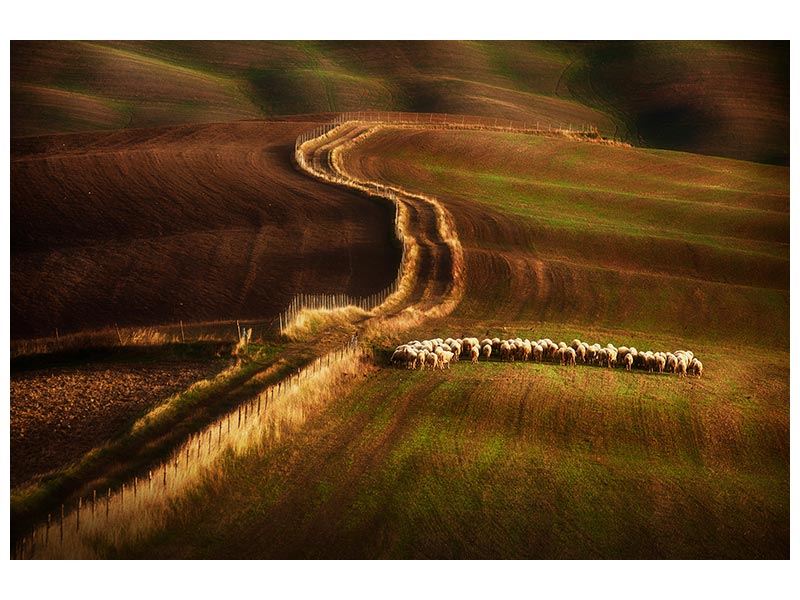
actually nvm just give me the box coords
[60,505,64,544]
[77,497,82,531]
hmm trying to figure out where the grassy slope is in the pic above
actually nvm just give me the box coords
[13,41,788,164]
[13,41,608,136]
[114,131,788,559]
[345,129,788,347]
[124,353,787,559]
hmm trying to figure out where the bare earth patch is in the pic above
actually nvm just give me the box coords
[10,360,229,488]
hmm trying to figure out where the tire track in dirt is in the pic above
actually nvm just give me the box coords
[297,121,465,328]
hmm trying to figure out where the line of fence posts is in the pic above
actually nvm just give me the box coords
[15,339,362,559]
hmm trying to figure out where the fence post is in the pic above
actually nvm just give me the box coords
[77,497,82,531]
[60,505,64,544]
[46,513,51,546]
[106,488,110,519]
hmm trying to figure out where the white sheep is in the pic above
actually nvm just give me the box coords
[499,340,514,362]
[482,343,492,360]
[690,358,703,377]
[470,345,480,364]
[532,344,543,363]
[623,353,634,371]
[425,352,439,370]
[565,347,577,366]
[676,356,688,378]
[440,350,455,369]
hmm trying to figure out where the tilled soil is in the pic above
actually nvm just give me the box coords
[10,360,228,488]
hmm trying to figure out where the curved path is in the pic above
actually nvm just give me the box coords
[295,121,465,334]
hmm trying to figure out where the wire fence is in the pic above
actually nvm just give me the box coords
[13,340,366,559]
[10,317,281,359]
[294,110,605,150]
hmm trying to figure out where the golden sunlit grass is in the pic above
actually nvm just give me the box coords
[17,343,368,559]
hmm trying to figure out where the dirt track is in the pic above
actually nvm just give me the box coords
[11,120,401,339]
[302,123,460,317]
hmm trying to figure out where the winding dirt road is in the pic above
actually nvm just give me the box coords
[297,121,464,328]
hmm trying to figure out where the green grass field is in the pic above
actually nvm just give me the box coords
[113,345,787,559]
[95,127,788,559]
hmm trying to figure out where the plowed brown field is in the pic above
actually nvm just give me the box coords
[11,357,230,487]
[11,120,401,340]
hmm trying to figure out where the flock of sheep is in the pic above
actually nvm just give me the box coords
[390,336,703,377]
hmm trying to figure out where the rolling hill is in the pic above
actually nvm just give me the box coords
[9,39,790,560]
[91,124,788,559]
[11,120,401,339]
[11,41,789,164]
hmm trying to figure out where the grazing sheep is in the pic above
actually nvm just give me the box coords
[425,352,439,370]
[518,339,532,362]
[576,343,587,364]
[586,345,599,365]
[623,352,634,371]
[533,343,544,363]
[391,345,418,369]
[440,350,455,369]
[597,348,609,367]
[565,347,577,366]
[391,335,696,381]
[557,346,567,365]
[690,358,703,377]
[676,357,688,378]
[449,339,462,361]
